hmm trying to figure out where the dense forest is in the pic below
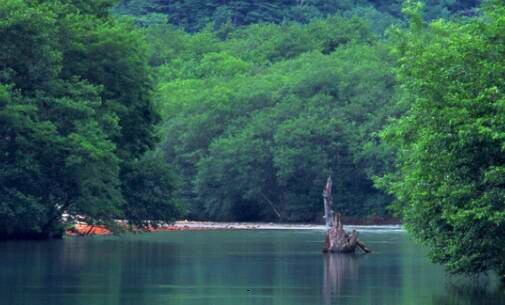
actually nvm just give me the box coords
[1,0,504,281]
[0,0,182,239]
[114,0,480,30]
[379,0,505,279]
[120,0,481,222]
[148,18,398,222]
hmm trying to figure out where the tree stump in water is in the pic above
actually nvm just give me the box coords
[322,176,370,254]
[323,214,370,253]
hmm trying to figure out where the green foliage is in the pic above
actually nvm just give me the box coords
[153,16,397,221]
[380,2,505,278]
[0,0,178,239]
[121,156,183,228]
[114,0,481,31]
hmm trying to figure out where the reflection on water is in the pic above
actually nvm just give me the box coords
[0,230,503,305]
[433,282,505,305]
[323,254,359,304]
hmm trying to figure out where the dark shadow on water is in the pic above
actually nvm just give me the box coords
[433,281,505,305]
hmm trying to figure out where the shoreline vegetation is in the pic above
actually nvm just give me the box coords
[66,218,401,236]
[1,0,504,284]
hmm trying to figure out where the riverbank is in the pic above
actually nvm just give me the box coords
[66,220,403,236]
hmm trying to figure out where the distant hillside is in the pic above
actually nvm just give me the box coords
[114,0,480,31]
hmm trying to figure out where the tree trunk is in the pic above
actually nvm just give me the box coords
[323,213,369,253]
[322,176,370,254]
[323,176,333,228]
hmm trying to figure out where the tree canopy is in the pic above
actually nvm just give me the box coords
[2,0,504,285]
[114,0,481,30]
[379,0,505,280]
[0,0,181,239]
[146,15,399,222]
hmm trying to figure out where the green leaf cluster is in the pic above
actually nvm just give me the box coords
[380,1,505,278]
[114,0,481,30]
[152,16,398,221]
[0,0,180,239]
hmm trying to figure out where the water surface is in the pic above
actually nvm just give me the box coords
[0,229,503,305]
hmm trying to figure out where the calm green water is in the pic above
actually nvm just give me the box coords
[0,229,503,305]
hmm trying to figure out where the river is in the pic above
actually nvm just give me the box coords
[0,228,503,305]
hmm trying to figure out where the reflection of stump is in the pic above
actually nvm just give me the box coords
[323,253,359,304]
[322,176,370,253]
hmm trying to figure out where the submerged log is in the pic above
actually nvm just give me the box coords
[322,176,370,254]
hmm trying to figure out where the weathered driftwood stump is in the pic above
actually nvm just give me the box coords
[322,176,370,254]
[323,213,370,253]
